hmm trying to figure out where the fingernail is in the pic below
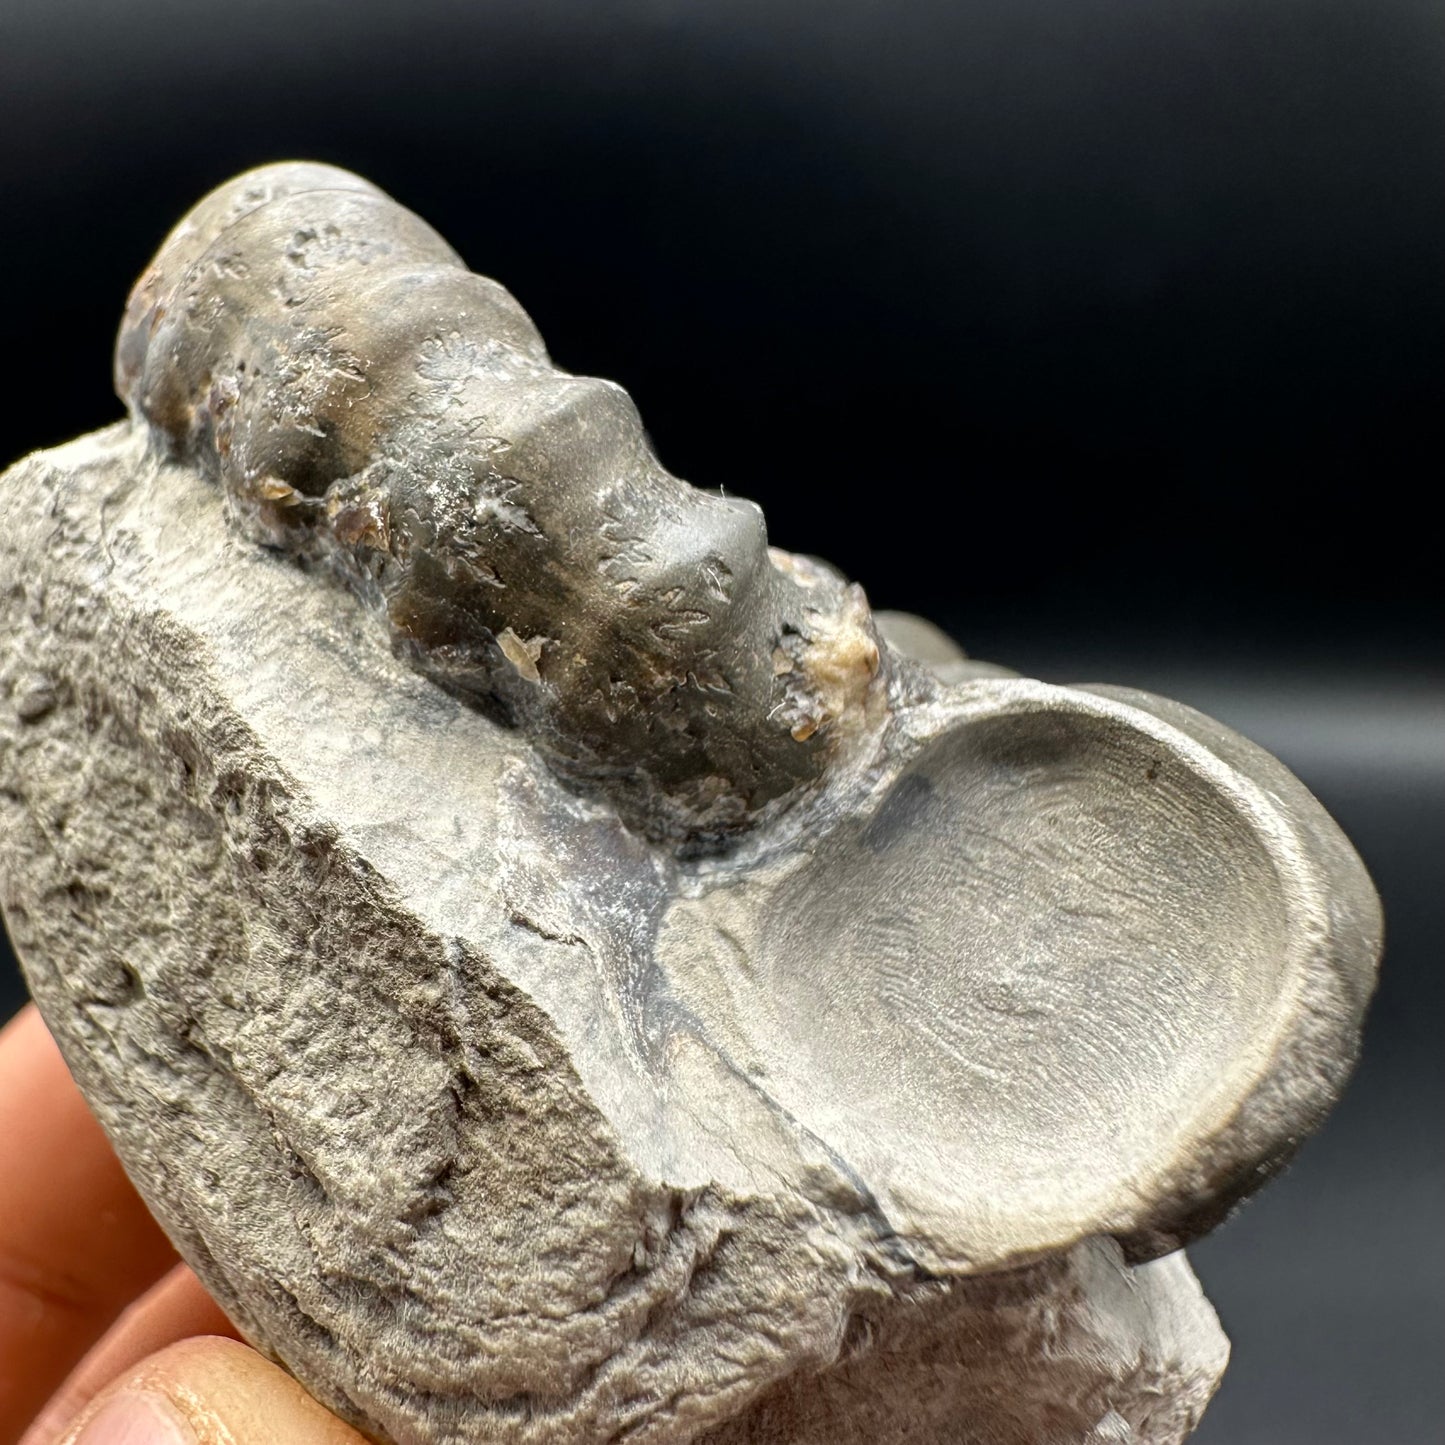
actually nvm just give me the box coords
[70,1390,196,1445]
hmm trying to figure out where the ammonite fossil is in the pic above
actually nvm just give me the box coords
[0,164,1381,1445]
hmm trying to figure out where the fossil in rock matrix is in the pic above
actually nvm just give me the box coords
[0,163,1383,1445]
[117,163,882,847]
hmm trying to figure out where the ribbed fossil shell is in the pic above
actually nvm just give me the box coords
[116,162,883,846]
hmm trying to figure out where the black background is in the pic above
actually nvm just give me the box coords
[1,2,1440,1440]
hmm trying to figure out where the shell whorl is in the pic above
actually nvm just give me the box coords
[116,163,883,844]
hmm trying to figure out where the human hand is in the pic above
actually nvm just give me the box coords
[1,1006,368,1445]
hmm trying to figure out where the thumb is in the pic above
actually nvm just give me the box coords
[57,1337,367,1445]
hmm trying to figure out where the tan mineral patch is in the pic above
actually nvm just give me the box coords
[497,626,545,683]
[795,585,881,739]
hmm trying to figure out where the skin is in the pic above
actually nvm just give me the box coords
[1,1006,360,1445]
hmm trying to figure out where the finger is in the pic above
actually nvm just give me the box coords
[56,1337,369,1445]
[0,1006,179,1441]
[22,1266,240,1445]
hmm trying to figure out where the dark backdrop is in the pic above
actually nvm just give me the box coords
[2,2,1440,1441]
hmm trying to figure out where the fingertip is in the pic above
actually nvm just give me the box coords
[64,1390,192,1445]
[0,1006,179,1437]
[23,1265,241,1445]
[59,1338,369,1445]
[1,1003,51,1062]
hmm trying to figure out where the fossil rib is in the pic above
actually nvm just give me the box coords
[116,162,882,846]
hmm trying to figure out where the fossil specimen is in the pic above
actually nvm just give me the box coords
[116,161,879,848]
[0,164,1381,1445]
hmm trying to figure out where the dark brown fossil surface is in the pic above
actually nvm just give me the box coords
[117,162,885,847]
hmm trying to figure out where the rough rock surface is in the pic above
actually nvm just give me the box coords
[0,165,1381,1445]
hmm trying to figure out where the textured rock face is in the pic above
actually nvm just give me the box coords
[0,166,1381,1444]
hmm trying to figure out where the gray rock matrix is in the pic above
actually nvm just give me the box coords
[0,166,1381,1444]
